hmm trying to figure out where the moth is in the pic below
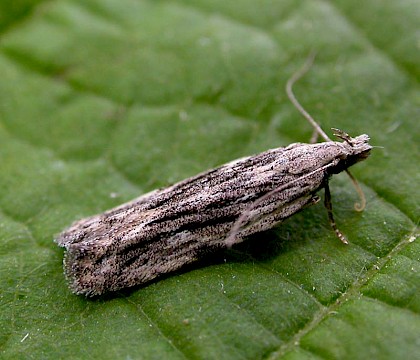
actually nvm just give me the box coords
[56,56,372,296]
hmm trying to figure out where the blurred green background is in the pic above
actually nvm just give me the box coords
[0,0,418,359]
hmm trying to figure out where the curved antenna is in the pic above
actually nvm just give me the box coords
[286,53,367,212]
[345,169,366,211]
[286,52,332,142]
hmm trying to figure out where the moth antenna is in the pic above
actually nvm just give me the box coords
[286,51,332,142]
[345,169,366,212]
[287,55,367,213]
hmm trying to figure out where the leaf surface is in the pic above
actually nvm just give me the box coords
[0,1,418,359]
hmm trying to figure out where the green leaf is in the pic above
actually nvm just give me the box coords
[0,0,418,359]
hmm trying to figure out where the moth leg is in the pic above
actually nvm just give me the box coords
[324,182,348,244]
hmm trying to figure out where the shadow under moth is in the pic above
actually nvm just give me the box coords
[56,56,372,296]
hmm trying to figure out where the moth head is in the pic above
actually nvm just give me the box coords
[332,128,372,161]
[326,129,372,177]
